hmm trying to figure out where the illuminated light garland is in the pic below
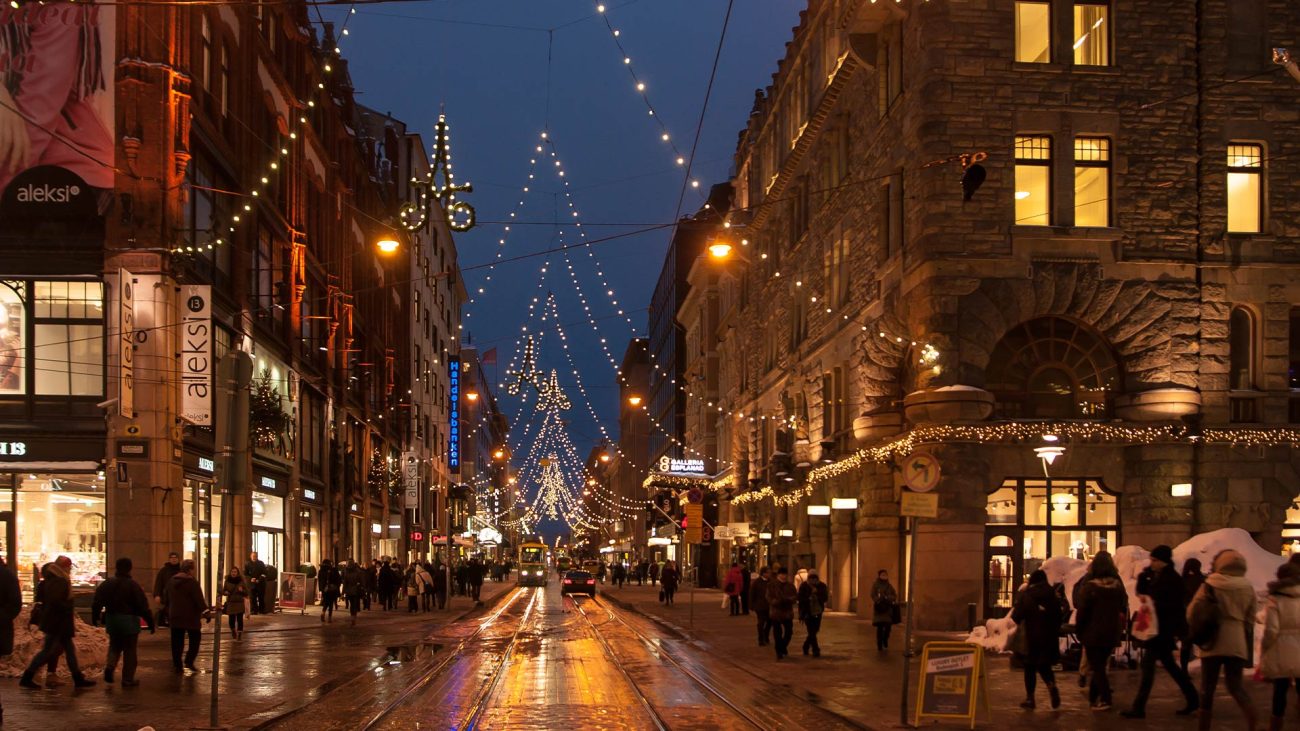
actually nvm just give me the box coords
[464,154,538,325]
[397,114,477,232]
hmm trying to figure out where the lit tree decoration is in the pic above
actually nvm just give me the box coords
[249,369,289,451]
[536,455,565,520]
[536,370,572,412]
[506,335,542,396]
[398,113,476,233]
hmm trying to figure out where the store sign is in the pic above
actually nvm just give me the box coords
[0,442,27,456]
[658,456,706,474]
[410,531,425,543]
[683,503,703,544]
[260,476,277,490]
[403,451,420,509]
[448,355,461,473]
[302,488,317,502]
[179,285,213,425]
[197,457,214,473]
[117,269,134,418]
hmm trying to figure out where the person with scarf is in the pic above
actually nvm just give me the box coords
[766,566,798,660]
[19,555,94,689]
[1074,551,1127,711]
[91,557,154,685]
[1187,549,1258,731]
[870,570,898,651]
[1261,561,1300,731]
[221,566,248,640]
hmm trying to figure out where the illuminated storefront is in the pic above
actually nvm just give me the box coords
[182,450,224,601]
[252,474,286,572]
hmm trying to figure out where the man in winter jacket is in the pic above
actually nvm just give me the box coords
[92,557,155,685]
[1074,551,1127,711]
[1121,545,1199,718]
[750,567,771,646]
[766,567,798,660]
[152,551,180,627]
[19,556,94,689]
[244,552,267,614]
[168,559,208,672]
[797,571,829,657]
[1179,557,1205,671]
[342,561,365,625]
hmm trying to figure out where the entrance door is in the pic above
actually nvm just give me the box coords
[0,510,13,568]
[985,530,1019,619]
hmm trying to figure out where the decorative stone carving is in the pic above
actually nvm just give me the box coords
[903,386,994,425]
[1114,387,1202,421]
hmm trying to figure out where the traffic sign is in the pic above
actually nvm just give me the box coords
[901,491,939,519]
[683,503,703,543]
[903,452,941,492]
[686,487,703,504]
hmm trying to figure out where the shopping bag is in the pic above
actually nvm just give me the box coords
[659,589,665,603]
[1131,595,1159,641]
[720,594,729,609]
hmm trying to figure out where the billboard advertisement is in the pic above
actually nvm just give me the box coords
[0,1,115,213]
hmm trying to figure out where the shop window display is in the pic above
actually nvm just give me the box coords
[1283,498,1300,559]
[12,473,107,593]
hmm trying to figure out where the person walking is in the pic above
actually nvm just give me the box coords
[870,570,898,651]
[19,556,95,690]
[468,559,485,603]
[416,562,434,612]
[649,561,660,586]
[724,562,745,616]
[1260,561,1300,731]
[363,560,377,610]
[433,561,448,610]
[221,566,249,640]
[0,557,19,723]
[1011,570,1062,710]
[152,551,181,628]
[1187,549,1259,731]
[342,561,365,626]
[1121,545,1199,718]
[167,559,207,672]
[1180,557,1206,672]
[318,559,341,623]
[405,565,420,612]
[660,561,679,606]
[1075,551,1128,712]
[797,570,829,657]
[92,557,155,686]
[767,566,798,660]
[751,566,772,646]
[245,552,267,615]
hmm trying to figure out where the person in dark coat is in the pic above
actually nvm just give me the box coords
[797,570,829,657]
[167,559,208,672]
[1012,570,1062,710]
[766,566,798,660]
[1179,557,1205,672]
[468,559,486,602]
[751,566,772,646]
[318,559,342,623]
[649,561,659,586]
[1121,545,1199,718]
[20,556,94,689]
[870,570,898,651]
[342,561,365,625]
[92,557,155,685]
[432,562,448,610]
[1074,551,1128,711]
[0,558,21,723]
[659,561,679,606]
[152,551,180,627]
[244,552,267,615]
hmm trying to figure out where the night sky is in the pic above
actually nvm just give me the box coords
[329,1,801,535]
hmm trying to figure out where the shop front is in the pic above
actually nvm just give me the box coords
[252,471,287,574]
[298,482,324,570]
[182,448,224,601]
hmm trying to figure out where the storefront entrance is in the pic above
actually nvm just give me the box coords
[984,477,1119,619]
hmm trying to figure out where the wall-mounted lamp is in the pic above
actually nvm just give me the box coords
[1171,483,1193,498]
[758,531,773,540]
[807,504,831,516]
[778,528,794,538]
[831,498,859,510]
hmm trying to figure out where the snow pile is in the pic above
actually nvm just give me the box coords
[966,528,1287,654]
[0,612,107,678]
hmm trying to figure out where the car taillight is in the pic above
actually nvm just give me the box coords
[563,579,572,584]
[586,579,595,584]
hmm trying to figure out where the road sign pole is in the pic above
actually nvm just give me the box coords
[900,515,920,728]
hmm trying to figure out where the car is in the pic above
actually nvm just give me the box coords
[560,570,597,597]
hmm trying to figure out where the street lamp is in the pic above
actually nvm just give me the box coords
[375,236,401,254]
[599,452,611,463]
[465,391,479,402]
[627,395,643,407]
[707,237,752,264]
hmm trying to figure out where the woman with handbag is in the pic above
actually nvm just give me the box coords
[221,566,249,640]
[724,563,745,616]
[1011,569,1062,710]
[1187,549,1258,731]
[870,570,898,651]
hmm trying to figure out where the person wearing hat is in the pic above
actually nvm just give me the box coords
[766,566,798,660]
[1121,545,1199,718]
[1188,549,1259,731]
[19,555,95,689]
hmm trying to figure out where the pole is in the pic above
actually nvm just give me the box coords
[208,492,231,728]
[900,516,920,728]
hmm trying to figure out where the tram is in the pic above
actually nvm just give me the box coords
[517,541,550,586]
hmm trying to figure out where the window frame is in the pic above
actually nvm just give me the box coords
[1014,1,1052,64]
[1014,135,1053,226]
[1228,305,1258,391]
[0,279,106,402]
[1072,1,1112,67]
[1226,142,1264,234]
[1073,136,1111,227]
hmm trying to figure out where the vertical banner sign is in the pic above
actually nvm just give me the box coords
[117,269,134,418]
[448,355,461,473]
[180,285,213,425]
[683,503,703,544]
[402,451,419,509]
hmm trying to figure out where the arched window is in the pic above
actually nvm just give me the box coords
[1229,306,1257,390]
[986,317,1120,419]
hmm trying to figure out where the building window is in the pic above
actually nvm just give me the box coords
[1073,2,1110,66]
[219,43,230,117]
[200,15,212,91]
[1074,137,1110,226]
[1015,1,1051,63]
[0,281,104,398]
[820,366,848,443]
[1015,136,1052,226]
[824,222,850,310]
[1227,143,1263,233]
[1229,306,1256,390]
[788,279,808,349]
[987,316,1119,419]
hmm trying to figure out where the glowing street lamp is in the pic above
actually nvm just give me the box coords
[627,395,643,407]
[465,391,479,403]
[375,236,400,254]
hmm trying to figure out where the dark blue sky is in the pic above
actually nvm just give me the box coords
[330,1,800,531]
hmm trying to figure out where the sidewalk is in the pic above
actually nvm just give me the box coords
[599,582,1275,730]
[1,580,515,731]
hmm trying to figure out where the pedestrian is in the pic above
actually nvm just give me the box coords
[637,560,647,586]
[1075,550,1128,712]
[417,562,434,612]
[649,561,660,586]
[724,562,744,616]
[244,552,267,615]
[870,569,898,651]
[1260,560,1300,731]
[0,557,19,724]
[363,560,377,610]
[741,564,751,615]
[221,566,248,640]
[405,565,420,612]
[1121,545,1199,718]
[342,560,365,626]
[152,551,181,628]
[19,555,95,689]
[167,559,207,673]
[433,562,448,610]
[766,566,797,660]
[318,559,341,623]
[1179,557,1206,672]
[797,570,829,657]
[92,557,155,686]
[660,561,679,606]
[1187,549,1259,731]
[1073,563,1094,687]
[597,560,607,585]
[751,566,772,646]
[468,559,485,603]
[1011,569,1062,710]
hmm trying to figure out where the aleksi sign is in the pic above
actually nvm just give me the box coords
[116,269,134,418]
[402,451,420,509]
[179,286,212,425]
[448,355,461,473]
[658,456,706,474]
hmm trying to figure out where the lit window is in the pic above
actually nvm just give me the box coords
[1227,143,1262,233]
[1015,136,1051,226]
[1074,137,1110,226]
[1015,2,1051,63]
[1073,2,1110,65]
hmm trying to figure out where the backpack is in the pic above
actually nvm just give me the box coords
[1188,584,1221,649]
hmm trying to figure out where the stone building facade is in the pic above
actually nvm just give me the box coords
[684,0,1300,629]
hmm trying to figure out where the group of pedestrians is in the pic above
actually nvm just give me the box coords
[1011,545,1300,729]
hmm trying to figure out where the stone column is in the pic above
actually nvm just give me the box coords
[910,443,987,631]
[830,509,853,612]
